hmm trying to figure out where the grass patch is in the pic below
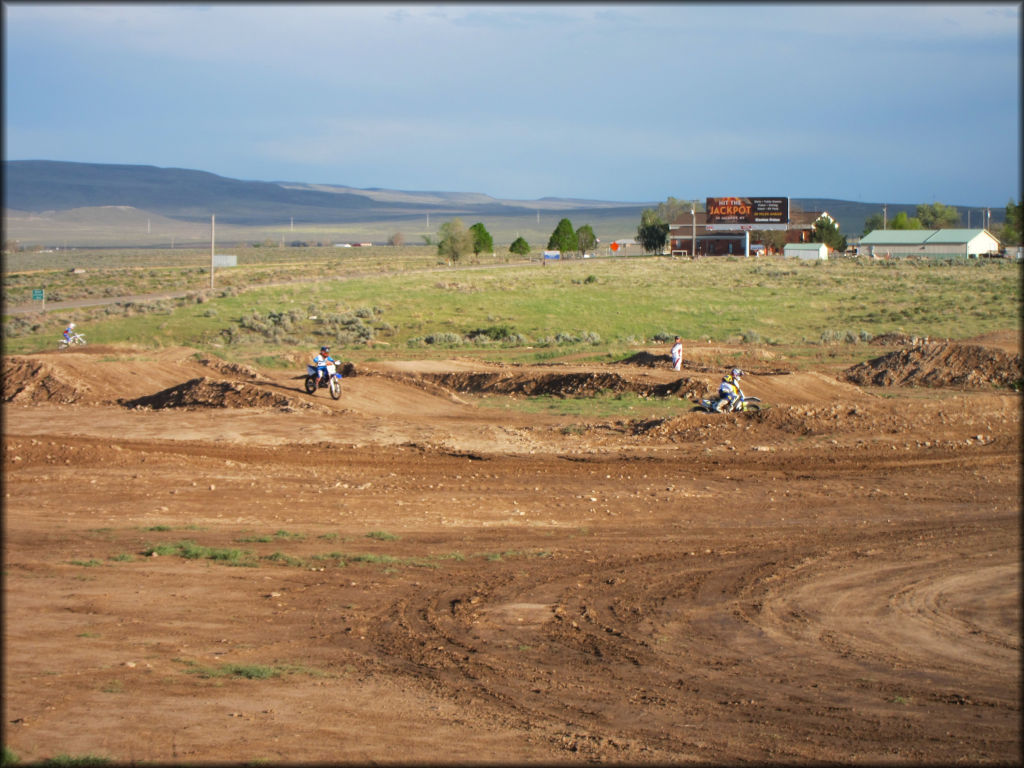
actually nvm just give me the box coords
[36,755,112,767]
[366,530,400,541]
[178,660,324,680]
[5,256,1018,362]
[143,540,255,566]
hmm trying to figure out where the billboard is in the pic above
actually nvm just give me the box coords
[705,197,789,231]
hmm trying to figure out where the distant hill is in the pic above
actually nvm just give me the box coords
[2,160,1006,243]
[2,160,650,226]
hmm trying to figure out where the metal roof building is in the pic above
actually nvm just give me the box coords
[858,229,1001,259]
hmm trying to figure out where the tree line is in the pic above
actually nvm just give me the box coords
[417,197,1022,263]
[428,217,599,263]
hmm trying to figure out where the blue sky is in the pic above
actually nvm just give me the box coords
[3,2,1020,206]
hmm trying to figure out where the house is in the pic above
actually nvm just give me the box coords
[667,209,835,257]
[783,242,829,261]
[858,229,1001,259]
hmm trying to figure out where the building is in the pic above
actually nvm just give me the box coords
[667,210,836,257]
[783,242,829,261]
[858,229,1001,259]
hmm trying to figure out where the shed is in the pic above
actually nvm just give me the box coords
[783,242,829,261]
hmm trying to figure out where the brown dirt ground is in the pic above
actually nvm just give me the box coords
[3,332,1021,764]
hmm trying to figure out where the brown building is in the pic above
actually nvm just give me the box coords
[668,210,836,257]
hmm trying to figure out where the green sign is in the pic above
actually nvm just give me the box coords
[32,289,44,301]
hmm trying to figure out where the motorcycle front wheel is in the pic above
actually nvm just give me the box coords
[329,376,341,400]
[304,376,317,395]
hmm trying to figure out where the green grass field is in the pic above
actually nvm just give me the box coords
[4,250,1020,367]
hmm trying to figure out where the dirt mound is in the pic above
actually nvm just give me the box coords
[843,341,1022,389]
[618,351,671,368]
[121,377,317,410]
[3,356,94,404]
[869,331,928,346]
[196,357,260,379]
[419,371,707,400]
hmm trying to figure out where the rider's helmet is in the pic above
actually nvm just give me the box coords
[731,368,743,379]
[68,323,76,329]
[320,346,329,354]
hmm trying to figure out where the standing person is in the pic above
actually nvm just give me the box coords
[670,336,683,371]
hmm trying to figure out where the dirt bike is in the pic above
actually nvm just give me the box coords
[57,332,87,350]
[305,362,342,399]
[692,389,762,413]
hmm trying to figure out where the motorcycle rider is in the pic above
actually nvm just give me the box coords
[715,368,744,412]
[312,345,337,386]
[63,322,76,343]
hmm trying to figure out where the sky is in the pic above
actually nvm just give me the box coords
[3,2,1021,206]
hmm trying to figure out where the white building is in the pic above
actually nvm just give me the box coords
[783,242,829,261]
[858,229,1001,259]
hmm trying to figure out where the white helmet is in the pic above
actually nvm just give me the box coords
[68,323,76,329]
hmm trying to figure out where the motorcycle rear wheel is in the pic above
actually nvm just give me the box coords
[304,376,317,395]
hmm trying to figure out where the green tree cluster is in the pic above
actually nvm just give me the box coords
[469,222,494,256]
[509,236,531,256]
[916,202,960,229]
[999,199,1022,246]
[547,218,578,254]
[437,218,474,262]
[636,209,669,254]
[811,217,847,251]
[576,224,597,254]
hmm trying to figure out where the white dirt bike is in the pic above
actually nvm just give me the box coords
[58,332,87,350]
[305,361,342,400]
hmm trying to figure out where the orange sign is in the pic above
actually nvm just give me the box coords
[610,242,620,252]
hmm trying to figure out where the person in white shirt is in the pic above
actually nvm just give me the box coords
[670,336,683,371]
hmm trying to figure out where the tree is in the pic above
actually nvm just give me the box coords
[862,212,884,236]
[655,196,697,224]
[756,230,787,254]
[547,218,576,254]
[811,217,847,251]
[437,218,474,263]
[469,222,493,256]
[576,224,597,254]
[916,202,960,229]
[388,232,405,247]
[509,236,531,256]
[998,198,1022,246]
[889,211,924,230]
[636,209,669,254]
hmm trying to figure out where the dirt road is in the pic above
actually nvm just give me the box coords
[3,335,1020,763]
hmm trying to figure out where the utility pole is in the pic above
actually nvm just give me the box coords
[210,214,215,290]
[691,202,696,258]
[883,205,887,230]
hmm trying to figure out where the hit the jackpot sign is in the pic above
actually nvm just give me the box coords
[705,197,789,230]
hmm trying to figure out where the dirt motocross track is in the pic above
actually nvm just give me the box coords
[3,333,1021,765]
